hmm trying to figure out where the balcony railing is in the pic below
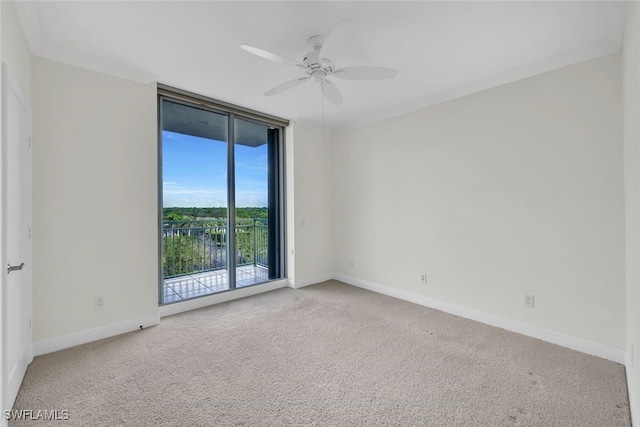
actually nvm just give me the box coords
[162,219,268,279]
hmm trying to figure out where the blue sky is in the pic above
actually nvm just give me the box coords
[162,131,268,207]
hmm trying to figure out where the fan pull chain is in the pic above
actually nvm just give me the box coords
[321,81,326,144]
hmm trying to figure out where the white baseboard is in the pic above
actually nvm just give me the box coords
[33,280,290,355]
[33,313,161,356]
[288,273,334,289]
[159,279,289,318]
[335,273,625,364]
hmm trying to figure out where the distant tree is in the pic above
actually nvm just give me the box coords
[163,207,267,221]
[165,212,183,221]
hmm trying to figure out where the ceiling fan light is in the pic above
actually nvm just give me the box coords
[312,70,326,83]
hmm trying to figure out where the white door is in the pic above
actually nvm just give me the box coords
[2,64,33,412]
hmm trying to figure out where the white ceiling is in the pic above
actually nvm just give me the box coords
[16,1,626,131]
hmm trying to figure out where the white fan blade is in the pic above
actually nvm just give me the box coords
[240,44,301,69]
[333,67,398,81]
[319,20,353,62]
[321,79,343,105]
[265,76,311,96]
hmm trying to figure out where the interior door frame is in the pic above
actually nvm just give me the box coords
[1,62,34,413]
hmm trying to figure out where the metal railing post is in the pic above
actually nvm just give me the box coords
[253,218,257,266]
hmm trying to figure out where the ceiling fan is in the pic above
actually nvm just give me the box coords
[240,21,398,105]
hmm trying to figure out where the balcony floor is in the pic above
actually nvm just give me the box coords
[163,265,269,304]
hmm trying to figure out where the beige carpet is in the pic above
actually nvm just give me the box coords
[11,280,631,426]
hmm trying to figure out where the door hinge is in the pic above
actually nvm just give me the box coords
[28,227,31,239]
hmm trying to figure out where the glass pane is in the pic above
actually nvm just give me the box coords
[161,99,229,303]
[234,117,281,288]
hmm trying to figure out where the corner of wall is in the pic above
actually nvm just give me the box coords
[624,2,640,425]
[285,123,296,283]
[288,119,333,285]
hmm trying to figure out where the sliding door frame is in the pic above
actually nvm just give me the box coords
[157,86,288,305]
[227,112,236,290]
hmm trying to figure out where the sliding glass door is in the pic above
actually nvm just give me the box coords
[233,117,282,287]
[159,94,284,304]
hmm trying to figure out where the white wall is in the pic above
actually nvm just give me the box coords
[32,58,159,343]
[624,2,640,422]
[332,53,625,350]
[287,120,333,287]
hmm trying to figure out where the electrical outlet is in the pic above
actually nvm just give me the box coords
[524,294,535,308]
[421,273,427,284]
[95,296,104,310]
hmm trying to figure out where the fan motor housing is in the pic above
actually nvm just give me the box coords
[303,50,334,80]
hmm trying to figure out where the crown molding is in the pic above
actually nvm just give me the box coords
[14,1,156,85]
[34,43,157,85]
[332,1,627,135]
[332,38,621,135]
